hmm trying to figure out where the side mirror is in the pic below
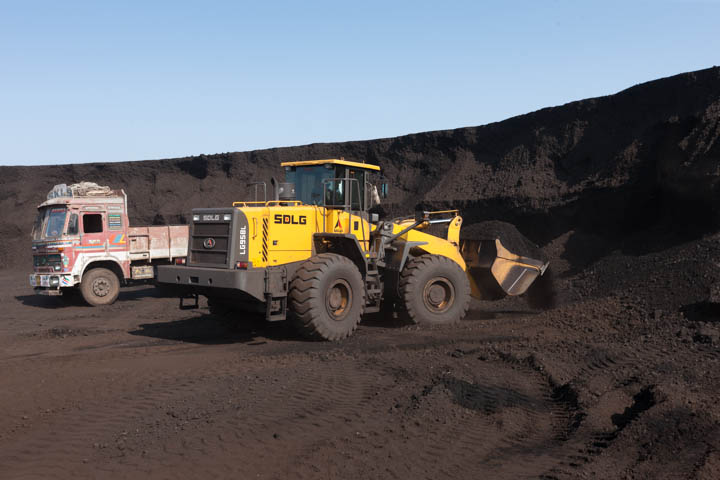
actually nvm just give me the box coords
[380,183,388,199]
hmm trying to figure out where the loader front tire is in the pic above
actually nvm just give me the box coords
[80,268,120,306]
[399,254,470,325]
[289,253,365,341]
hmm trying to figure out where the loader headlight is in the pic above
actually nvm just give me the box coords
[193,215,200,222]
[223,214,232,221]
[50,276,59,286]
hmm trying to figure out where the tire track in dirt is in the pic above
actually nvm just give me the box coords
[0,344,261,479]
[382,351,579,479]
[1,289,718,479]
[134,357,384,479]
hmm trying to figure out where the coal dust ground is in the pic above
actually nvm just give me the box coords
[2,66,720,478]
[1,227,719,479]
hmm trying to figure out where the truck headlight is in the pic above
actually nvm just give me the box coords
[50,276,59,286]
[223,214,232,221]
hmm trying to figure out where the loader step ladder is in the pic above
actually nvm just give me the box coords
[265,267,288,321]
[265,294,287,321]
[364,267,382,313]
[179,293,199,310]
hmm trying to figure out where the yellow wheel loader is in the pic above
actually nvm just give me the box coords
[157,158,549,340]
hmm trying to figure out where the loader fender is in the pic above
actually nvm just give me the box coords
[384,240,427,297]
[313,233,368,277]
[387,240,427,273]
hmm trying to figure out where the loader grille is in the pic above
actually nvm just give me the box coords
[190,221,230,267]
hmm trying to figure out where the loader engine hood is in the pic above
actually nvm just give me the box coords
[189,208,250,268]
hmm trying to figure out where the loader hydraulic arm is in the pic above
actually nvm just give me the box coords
[383,210,460,246]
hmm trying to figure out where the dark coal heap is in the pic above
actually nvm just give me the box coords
[2,66,720,277]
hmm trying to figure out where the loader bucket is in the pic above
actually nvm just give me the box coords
[460,238,549,300]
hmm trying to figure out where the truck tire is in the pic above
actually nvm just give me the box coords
[80,268,120,306]
[399,254,470,325]
[288,253,365,341]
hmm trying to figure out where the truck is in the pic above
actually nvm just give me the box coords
[157,158,549,340]
[30,182,189,306]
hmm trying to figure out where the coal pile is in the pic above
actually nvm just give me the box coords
[2,66,719,273]
[460,220,547,262]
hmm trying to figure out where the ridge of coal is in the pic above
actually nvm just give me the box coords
[2,66,719,276]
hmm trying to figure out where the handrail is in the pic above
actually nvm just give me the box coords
[232,200,303,207]
[426,209,459,216]
[394,209,459,225]
[246,182,267,202]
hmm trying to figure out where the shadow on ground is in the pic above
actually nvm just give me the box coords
[680,302,720,323]
[131,308,423,345]
[129,314,303,345]
[15,286,168,309]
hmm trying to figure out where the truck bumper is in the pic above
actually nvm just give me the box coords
[35,287,63,296]
[29,274,74,289]
[156,265,267,302]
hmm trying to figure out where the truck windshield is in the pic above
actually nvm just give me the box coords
[33,208,68,240]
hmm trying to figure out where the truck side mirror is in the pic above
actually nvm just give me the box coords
[380,183,388,198]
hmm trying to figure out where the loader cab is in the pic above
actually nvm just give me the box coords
[281,159,382,212]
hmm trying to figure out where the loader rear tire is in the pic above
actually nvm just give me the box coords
[289,253,365,341]
[399,254,470,325]
[80,268,120,306]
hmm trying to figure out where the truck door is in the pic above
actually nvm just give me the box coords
[79,211,107,255]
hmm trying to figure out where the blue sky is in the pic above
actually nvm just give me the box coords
[1,1,718,166]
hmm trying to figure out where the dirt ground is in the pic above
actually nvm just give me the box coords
[2,225,719,479]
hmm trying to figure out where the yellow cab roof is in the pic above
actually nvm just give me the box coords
[280,158,381,171]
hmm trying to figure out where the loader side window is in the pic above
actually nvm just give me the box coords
[325,178,346,207]
[83,214,104,233]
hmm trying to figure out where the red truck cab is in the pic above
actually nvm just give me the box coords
[30,183,188,305]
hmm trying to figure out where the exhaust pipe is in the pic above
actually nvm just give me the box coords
[270,177,279,201]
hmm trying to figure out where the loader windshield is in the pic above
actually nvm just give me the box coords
[285,164,368,210]
[285,165,335,206]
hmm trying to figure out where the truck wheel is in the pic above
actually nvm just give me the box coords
[399,254,470,325]
[289,253,365,341]
[80,268,120,306]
